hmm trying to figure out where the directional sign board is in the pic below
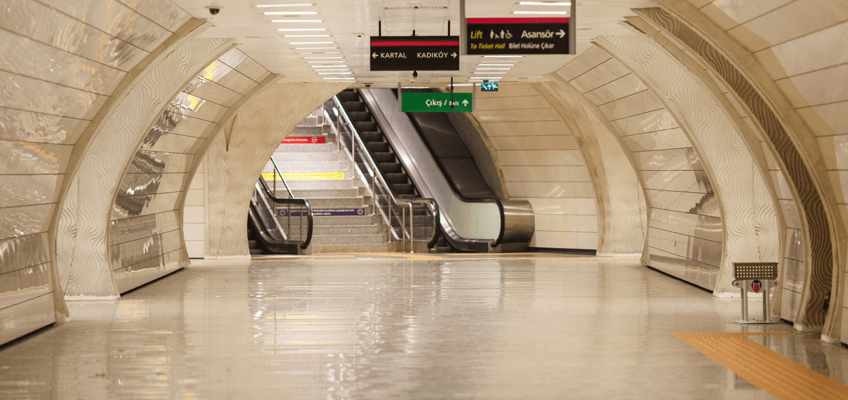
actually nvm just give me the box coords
[401,92,472,113]
[480,82,499,92]
[370,36,460,71]
[466,18,571,55]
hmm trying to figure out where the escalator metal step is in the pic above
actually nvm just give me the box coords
[341,101,365,112]
[366,142,390,153]
[378,163,403,173]
[360,132,383,142]
[371,152,395,163]
[354,121,378,132]
[383,173,408,184]
[347,111,371,121]
[391,183,416,195]
[336,91,359,102]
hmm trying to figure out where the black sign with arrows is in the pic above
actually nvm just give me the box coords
[467,18,571,55]
[370,36,460,71]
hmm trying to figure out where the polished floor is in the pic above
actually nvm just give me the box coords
[1,253,847,399]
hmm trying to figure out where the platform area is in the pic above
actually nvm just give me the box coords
[1,254,846,399]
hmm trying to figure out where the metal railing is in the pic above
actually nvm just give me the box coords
[325,95,439,252]
[252,160,313,250]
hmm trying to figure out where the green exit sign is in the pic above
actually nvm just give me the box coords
[401,92,472,112]
[480,82,498,92]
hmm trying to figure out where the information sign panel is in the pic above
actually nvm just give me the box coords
[466,18,571,55]
[480,82,499,92]
[401,92,472,113]
[370,36,460,71]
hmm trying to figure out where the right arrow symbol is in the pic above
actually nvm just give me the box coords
[372,52,378,58]
[556,29,565,39]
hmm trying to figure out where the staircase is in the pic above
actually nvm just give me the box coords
[265,140,394,253]
[335,89,418,196]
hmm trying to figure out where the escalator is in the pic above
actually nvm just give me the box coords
[336,90,417,196]
[334,89,534,252]
[247,175,313,255]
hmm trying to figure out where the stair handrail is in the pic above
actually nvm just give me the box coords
[268,156,295,199]
[257,170,314,249]
[327,95,439,249]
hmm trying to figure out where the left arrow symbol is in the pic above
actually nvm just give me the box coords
[372,53,379,58]
[556,29,565,39]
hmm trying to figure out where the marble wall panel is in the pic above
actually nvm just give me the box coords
[0,109,89,145]
[203,82,348,257]
[0,0,150,71]
[0,233,49,275]
[37,0,173,52]
[0,0,199,345]
[638,4,832,331]
[108,46,272,292]
[601,35,782,295]
[0,175,62,208]
[553,45,722,289]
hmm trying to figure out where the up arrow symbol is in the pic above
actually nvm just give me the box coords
[556,29,565,39]
[372,52,379,59]
[461,99,469,107]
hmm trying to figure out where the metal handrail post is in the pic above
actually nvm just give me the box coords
[300,206,304,241]
[740,280,749,322]
[387,197,392,243]
[763,280,771,322]
[402,207,407,253]
[409,203,414,254]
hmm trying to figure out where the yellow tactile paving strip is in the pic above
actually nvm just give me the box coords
[675,332,848,399]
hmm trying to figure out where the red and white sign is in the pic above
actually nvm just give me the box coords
[283,136,325,144]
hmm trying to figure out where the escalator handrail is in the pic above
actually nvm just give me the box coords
[257,175,313,249]
[354,90,501,248]
[402,104,507,246]
[330,95,440,247]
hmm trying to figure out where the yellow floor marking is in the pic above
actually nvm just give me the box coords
[675,332,848,399]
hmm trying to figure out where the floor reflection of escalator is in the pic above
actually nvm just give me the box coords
[336,89,418,197]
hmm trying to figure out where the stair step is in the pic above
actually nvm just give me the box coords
[307,197,369,208]
[283,214,381,226]
[312,243,394,253]
[313,224,386,235]
[359,132,383,143]
[271,152,344,162]
[283,188,362,198]
[366,142,391,153]
[341,101,365,112]
[266,159,350,172]
[378,163,403,173]
[286,179,360,190]
[392,183,416,195]
[336,91,359,102]
[276,143,337,153]
[311,233,388,245]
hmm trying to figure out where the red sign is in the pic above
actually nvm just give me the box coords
[283,136,325,144]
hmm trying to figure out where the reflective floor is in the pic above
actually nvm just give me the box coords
[1,254,847,399]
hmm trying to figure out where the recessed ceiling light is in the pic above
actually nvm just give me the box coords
[264,11,317,15]
[512,10,568,15]
[303,56,343,59]
[296,47,337,49]
[479,63,514,66]
[484,55,523,58]
[272,19,322,23]
[277,28,325,31]
[284,35,330,37]
[309,61,347,64]
[518,1,571,5]
[323,77,355,80]
[470,76,502,80]
[311,65,347,68]
[475,68,511,70]
[316,69,350,72]
[289,41,333,44]
[256,3,314,7]
[318,72,353,75]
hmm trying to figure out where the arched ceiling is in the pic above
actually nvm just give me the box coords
[177,0,655,86]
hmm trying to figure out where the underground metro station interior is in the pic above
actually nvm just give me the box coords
[2,0,848,398]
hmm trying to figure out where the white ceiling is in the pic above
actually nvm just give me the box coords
[180,0,655,87]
